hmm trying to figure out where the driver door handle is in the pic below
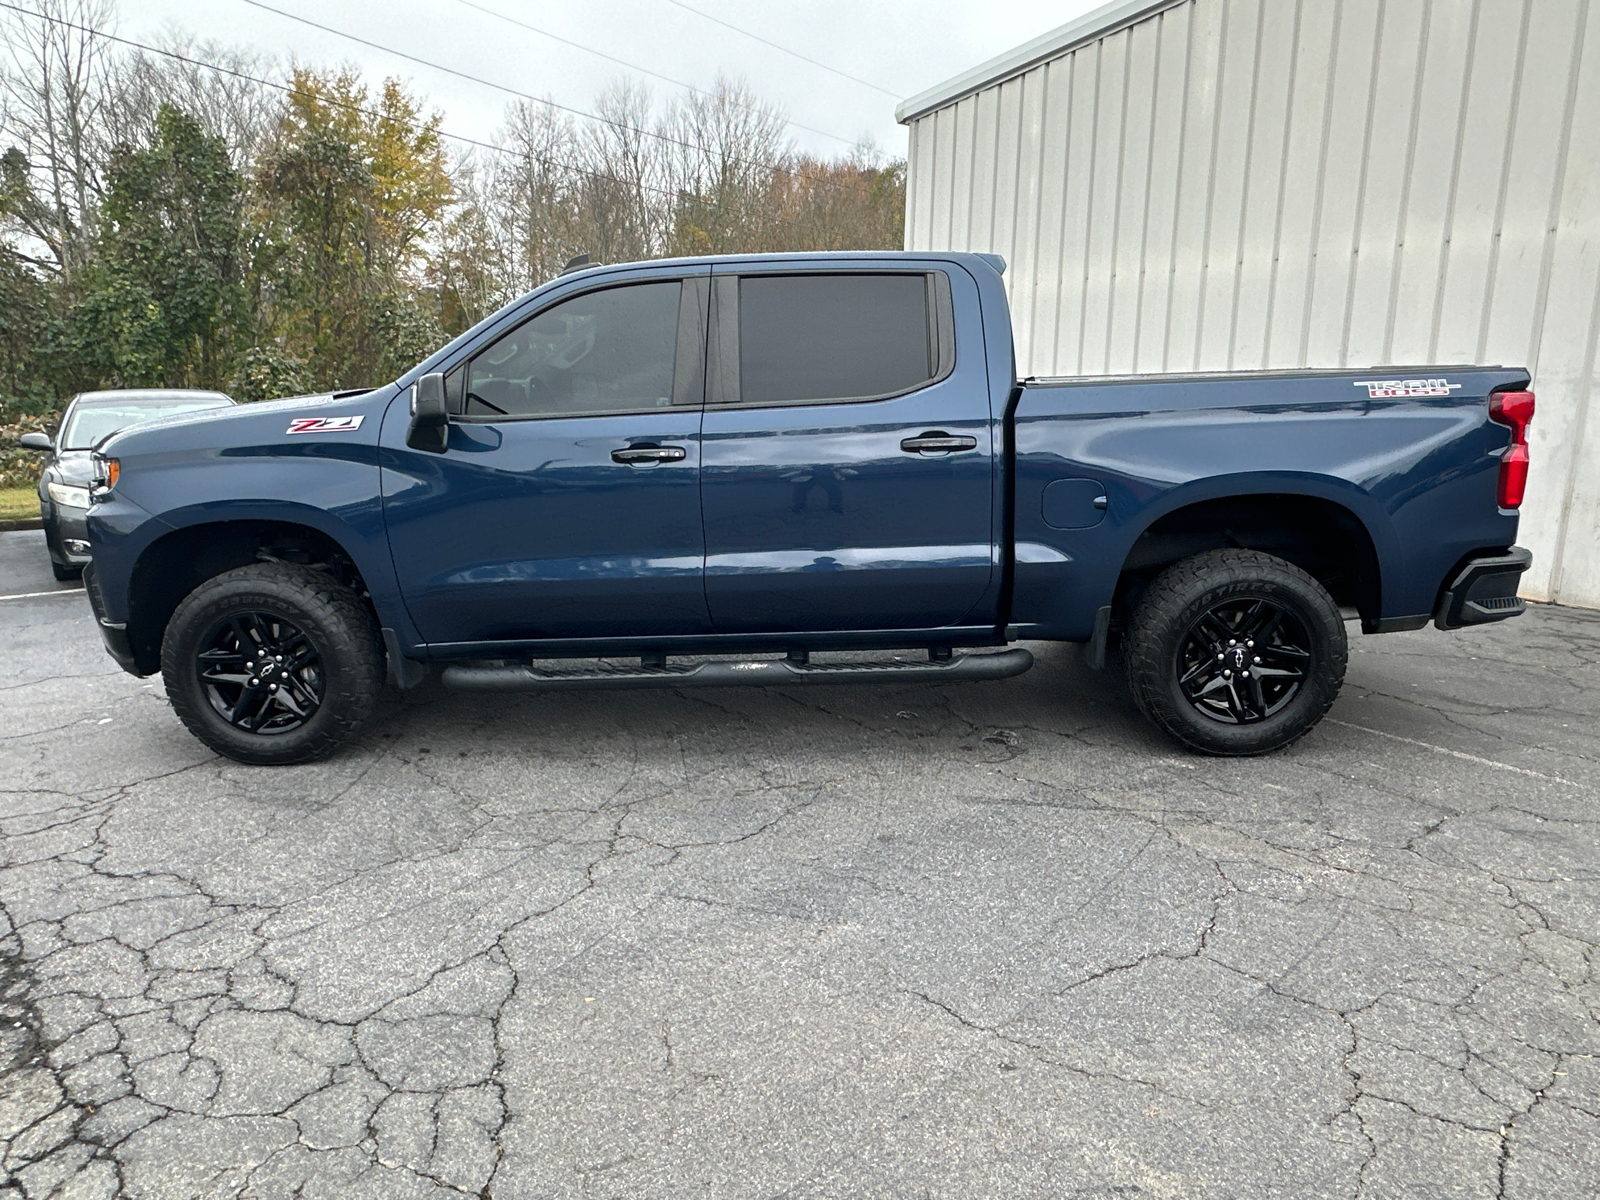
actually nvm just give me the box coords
[612,444,687,464]
[900,432,978,454]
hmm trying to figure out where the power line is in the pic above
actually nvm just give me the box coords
[241,0,803,185]
[0,0,683,203]
[2,0,884,252]
[452,0,857,148]
[660,0,901,99]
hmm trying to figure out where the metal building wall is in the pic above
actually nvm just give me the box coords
[903,0,1600,608]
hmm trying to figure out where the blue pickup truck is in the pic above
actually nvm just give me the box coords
[82,251,1534,765]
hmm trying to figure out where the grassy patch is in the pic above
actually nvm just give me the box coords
[0,486,40,521]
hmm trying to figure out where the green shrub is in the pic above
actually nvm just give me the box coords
[0,392,62,488]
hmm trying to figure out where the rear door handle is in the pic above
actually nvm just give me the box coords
[900,432,978,454]
[612,444,687,464]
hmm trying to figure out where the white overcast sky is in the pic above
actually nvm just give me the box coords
[117,0,1104,159]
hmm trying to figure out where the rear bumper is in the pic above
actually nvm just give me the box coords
[1433,546,1532,630]
[83,563,140,675]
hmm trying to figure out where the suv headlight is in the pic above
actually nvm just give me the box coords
[47,481,92,509]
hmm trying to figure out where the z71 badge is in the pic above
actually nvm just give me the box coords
[286,415,364,434]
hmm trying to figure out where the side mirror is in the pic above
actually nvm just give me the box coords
[406,372,448,453]
[19,432,53,452]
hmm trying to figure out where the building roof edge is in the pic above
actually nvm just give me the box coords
[895,0,1183,124]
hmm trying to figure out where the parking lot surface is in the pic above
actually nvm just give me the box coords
[1,526,1597,1199]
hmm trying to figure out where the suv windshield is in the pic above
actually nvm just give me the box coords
[60,398,232,449]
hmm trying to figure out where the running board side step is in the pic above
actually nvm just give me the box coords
[440,649,1034,692]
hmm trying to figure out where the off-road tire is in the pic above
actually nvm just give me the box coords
[161,563,382,765]
[1123,549,1347,756]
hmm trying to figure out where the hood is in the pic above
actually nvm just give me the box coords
[48,449,96,485]
[98,386,397,460]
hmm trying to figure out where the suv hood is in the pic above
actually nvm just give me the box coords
[49,449,96,486]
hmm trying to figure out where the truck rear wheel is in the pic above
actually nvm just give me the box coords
[160,563,382,765]
[1123,549,1347,756]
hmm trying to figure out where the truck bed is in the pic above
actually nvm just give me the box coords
[1007,364,1529,640]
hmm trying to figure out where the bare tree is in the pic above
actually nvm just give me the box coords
[575,80,664,267]
[431,154,506,325]
[103,33,279,170]
[0,0,115,290]
[661,75,790,256]
[492,98,583,292]
[441,72,903,327]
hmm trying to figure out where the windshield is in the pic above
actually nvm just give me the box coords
[60,399,231,449]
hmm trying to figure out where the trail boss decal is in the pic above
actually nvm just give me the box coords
[286,415,365,434]
[1353,379,1463,398]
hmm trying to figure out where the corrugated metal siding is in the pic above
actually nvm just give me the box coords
[904,0,1600,608]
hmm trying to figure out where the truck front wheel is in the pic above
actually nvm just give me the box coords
[1123,549,1347,756]
[160,563,383,765]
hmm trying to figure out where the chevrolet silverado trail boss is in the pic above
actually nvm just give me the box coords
[80,252,1534,765]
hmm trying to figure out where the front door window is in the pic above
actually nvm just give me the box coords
[465,282,682,419]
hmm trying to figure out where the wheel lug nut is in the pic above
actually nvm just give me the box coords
[1254,656,1261,663]
[1216,653,1224,660]
[1224,670,1232,678]
[269,684,278,692]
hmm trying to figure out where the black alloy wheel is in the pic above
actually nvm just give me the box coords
[1123,549,1347,756]
[162,562,383,765]
[196,612,324,734]
[1176,597,1311,724]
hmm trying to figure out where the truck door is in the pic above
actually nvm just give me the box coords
[381,270,711,647]
[700,264,997,633]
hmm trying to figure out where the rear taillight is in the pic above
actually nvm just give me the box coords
[1488,390,1534,508]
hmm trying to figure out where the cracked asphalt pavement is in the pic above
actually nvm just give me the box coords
[1,527,1598,1198]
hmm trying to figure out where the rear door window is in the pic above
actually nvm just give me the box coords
[734,273,942,405]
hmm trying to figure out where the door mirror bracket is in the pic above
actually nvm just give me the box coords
[407,373,448,453]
